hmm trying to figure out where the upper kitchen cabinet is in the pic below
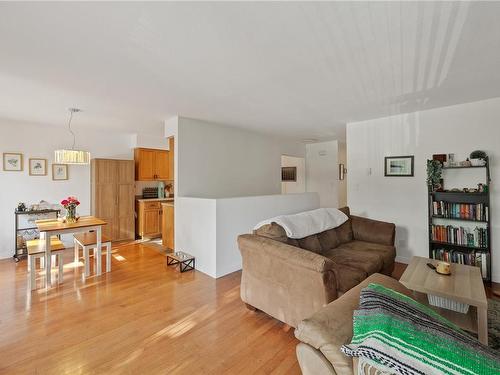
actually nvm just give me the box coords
[134,148,170,181]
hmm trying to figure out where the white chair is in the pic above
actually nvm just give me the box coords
[27,236,64,290]
[73,233,112,277]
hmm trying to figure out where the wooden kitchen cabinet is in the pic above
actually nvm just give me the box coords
[134,148,170,181]
[91,159,135,241]
[162,203,174,250]
[136,201,162,239]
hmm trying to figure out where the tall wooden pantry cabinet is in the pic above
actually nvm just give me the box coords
[91,159,135,241]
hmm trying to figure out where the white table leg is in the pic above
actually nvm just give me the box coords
[96,226,102,276]
[45,233,52,287]
[106,243,111,272]
[74,238,79,263]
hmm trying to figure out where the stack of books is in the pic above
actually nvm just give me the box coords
[431,201,488,221]
[432,248,489,279]
[431,224,488,248]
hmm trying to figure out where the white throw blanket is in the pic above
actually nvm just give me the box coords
[254,208,348,239]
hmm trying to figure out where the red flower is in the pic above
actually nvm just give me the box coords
[61,199,69,206]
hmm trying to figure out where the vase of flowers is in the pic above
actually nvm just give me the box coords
[61,196,80,223]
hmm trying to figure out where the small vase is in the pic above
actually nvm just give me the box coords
[66,206,77,223]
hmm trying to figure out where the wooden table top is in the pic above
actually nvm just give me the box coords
[399,256,487,307]
[35,216,106,232]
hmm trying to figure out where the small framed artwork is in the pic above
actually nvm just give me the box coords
[52,164,68,180]
[384,156,414,177]
[3,152,23,171]
[29,158,47,176]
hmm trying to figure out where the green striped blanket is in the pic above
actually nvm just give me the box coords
[341,283,500,375]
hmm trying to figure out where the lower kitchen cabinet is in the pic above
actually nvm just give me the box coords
[136,201,162,239]
[162,203,174,250]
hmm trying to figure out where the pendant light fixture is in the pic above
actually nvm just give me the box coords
[54,108,90,165]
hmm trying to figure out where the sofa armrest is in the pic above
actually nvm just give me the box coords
[237,234,338,327]
[351,215,395,246]
[295,273,411,375]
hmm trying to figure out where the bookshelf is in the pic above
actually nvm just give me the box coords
[428,157,491,281]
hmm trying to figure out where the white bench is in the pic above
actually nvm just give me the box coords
[27,236,64,290]
[73,233,112,276]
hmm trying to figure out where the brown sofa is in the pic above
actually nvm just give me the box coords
[237,207,396,327]
[294,273,412,375]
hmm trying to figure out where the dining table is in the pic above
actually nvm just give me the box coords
[35,216,107,288]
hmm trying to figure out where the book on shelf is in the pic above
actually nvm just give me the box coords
[432,248,489,279]
[431,201,488,221]
[431,224,488,248]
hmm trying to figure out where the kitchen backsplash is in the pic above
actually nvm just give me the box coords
[135,181,174,197]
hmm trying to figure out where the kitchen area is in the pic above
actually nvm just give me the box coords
[134,137,175,249]
[90,137,175,250]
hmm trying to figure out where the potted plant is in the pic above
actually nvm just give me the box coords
[427,160,443,192]
[61,196,80,223]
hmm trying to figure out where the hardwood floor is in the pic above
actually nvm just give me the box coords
[2,246,498,375]
[0,243,300,375]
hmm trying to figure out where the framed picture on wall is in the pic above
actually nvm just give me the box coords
[384,156,414,177]
[52,164,68,180]
[3,152,23,171]
[29,158,47,176]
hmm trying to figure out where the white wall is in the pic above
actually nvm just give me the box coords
[131,133,169,150]
[306,141,339,208]
[281,155,305,194]
[347,97,500,282]
[176,193,320,278]
[0,119,134,259]
[176,117,305,198]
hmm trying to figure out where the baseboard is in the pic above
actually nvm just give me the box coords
[395,256,410,264]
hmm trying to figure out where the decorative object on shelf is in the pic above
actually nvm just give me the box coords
[426,159,442,191]
[52,164,68,180]
[61,196,80,223]
[2,152,23,171]
[338,164,346,180]
[54,108,90,165]
[470,158,487,166]
[432,154,447,164]
[16,202,27,212]
[28,158,47,176]
[470,150,487,160]
[384,156,414,177]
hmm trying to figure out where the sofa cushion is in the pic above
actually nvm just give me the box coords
[294,274,412,375]
[317,228,340,252]
[331,265,367,293]
[323,246,383,276]
[335,220,353,244]
[334,240,396,275]
[297,234,323,254]
[253,223,288,243]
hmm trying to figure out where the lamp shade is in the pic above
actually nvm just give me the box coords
[54,149,90,165]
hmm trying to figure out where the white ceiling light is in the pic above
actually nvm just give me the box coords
[54,108,90,165]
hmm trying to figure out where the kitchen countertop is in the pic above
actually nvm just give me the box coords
[136,198,174,202]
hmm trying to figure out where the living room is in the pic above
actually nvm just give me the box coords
[1,2,499,374]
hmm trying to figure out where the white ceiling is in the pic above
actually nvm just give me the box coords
[1,2,499,141]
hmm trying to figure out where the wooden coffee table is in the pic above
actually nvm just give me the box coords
[400,256,488,345]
